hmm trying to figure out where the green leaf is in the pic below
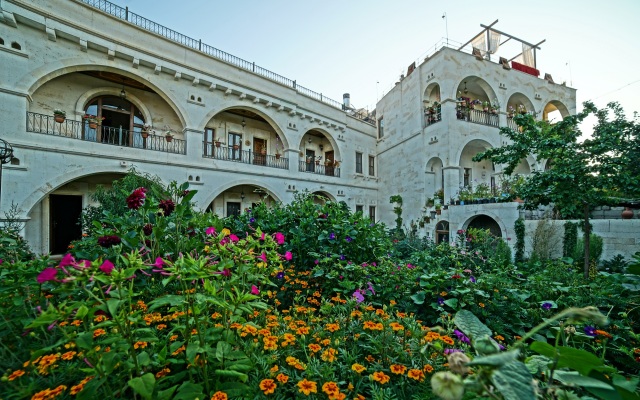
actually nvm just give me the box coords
[106,299,122,317]
[453,309,492,340]
[186,342,201,365]
[554,371,615,390]
[529,341,614,376]
[410,291,425,305]
[128,373,155,400]
[156,385,178,400]
[147,295,185,311]
[490,361,536,400]
[137,351,151,367]
[444,298,459,309]
[76,305,89,319]
[467,349,520,367]
[216,341,232,362]
[524,355,551,374]
[215,369,248,382]
[75,331,94,350]
[173,381,204,400]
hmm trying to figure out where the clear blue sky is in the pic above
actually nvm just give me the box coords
[111,0,639,129]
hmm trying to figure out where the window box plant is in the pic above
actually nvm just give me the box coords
[53,109,66,123]
[141,124,153,139]
[215,138,223,148]
[83,114,104,129]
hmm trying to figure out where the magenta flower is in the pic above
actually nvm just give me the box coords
[284,251,293,261]
[259,232,266,241]
[229,234,239,242]
[37,268,58,283]
[259,252,268,263]
[251,285,260,295]
[274,232,285,245]
[59,253,75,267]
[206,227,216,235]
[214,268,231,278]
[99,260,115,275]
[126,187,147,210]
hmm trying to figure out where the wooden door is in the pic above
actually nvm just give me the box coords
[325,150,334,176]
[253,138,266,165]
[50,194,83,254]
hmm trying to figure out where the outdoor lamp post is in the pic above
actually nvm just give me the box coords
[0,138,14,211]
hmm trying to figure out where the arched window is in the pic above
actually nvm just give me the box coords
[0,38,5,45]
[435,220,449,244]
[11,41,21,50]
[84,96,145,147]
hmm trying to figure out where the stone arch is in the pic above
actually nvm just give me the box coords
[425,157,444,198]
[300,127,341,172]
[453,76,498,105]
[75,87,152,124]
[311,190,336,204]
[456,139,495,188]
[423,82,441,104]
[462,213,506,238]
[506,92,536,116]
[201,179,283,212]
[199,105,289,150]
[23,61,188,127]
[18,165,170,217]
[543,100,570,122]
[435,220,450,244]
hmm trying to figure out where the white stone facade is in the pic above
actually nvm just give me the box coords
[0,0,637,258]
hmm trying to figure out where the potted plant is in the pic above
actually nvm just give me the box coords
[315,156,322,166]
[507,105,515,118]
[275,151,281,159]
[215,138,223,148]
[141,123,153,139]
[83,114,104,129]
[518,104,527,115]
[165,132,174,142]
[435,204,442,215]
[53,109,66,123]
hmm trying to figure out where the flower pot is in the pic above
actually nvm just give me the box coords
[260,150,267,155]
[436,209,441,215]
[88,122,97,129]
[165,136,173,143]
[621,207,634,219]
[215,141,221,148]
[315,161,320,166]
[233,144,239,150]
[141,131,149,139]
[54,115,65,123]
[275,153,281,159]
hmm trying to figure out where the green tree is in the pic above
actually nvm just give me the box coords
[473,102,639,279]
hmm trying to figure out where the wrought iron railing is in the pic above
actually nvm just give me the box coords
[202,144,289,170]
[425,106,442,126]
[26,112,186,154]
[506,117,518,131]
[298,161,341,177]
[456,108,499,127]
[78,0,373,123]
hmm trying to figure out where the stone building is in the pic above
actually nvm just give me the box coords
[1,1,637,258]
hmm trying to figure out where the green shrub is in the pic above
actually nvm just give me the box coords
[573,233,603,265]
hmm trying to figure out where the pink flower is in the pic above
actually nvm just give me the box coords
[158,199,175,216]
[273,232,285,245]
[59,253,75,267]
[214,268,231,278]
[259,252,268,263]
[259,232,266,241]
[99,260,114,275]
[206,227,216,235]
[251,285,260,295]
[37,268,58,283]
[229,234,239,242]
[284,251,292,261]
[126,187,147,210]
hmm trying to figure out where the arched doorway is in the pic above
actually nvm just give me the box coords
[467,215,502,237]
[435,220,449,244]
[207,185,277,217]
[85,95,146,147]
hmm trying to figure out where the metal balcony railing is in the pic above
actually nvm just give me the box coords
[26,112,186,154]
[77,0,380,125]
[202,144,289,170]
[298,161,341,177]
[425,106,442,126]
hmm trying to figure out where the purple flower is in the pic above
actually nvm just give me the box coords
[249,217,256,223]
[367,282,375,295]
[276,271,285,279]
[437,297,445,306]
[214,268,231,278]
[143,223,153,236]
[345,236,352,242]
[60,253,75,267]
[584,325,597,337]
[329,232,336,240]
[454,329,471,345]
[353,290,365,303]
[37,268,58,283]
[259,252,268,263]
[542,302,552,310]
[469,275,476,283]
[444,348,463,355]
[97,235,121,248]
[339,254,346,261]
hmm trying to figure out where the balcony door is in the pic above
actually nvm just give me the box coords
[253,138,266,165]
[325,150,334,176]
[84,96,145,147]
[49,194,83,255]
[306,149,315,172]
[228,132,242,160]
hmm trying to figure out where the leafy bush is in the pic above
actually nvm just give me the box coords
[574,233,604,265]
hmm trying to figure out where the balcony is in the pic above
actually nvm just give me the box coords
[298,160,341,177]
[26,112,186,154]
[425,105,442,126]
[202,144,289,170]
[456,108,499,128]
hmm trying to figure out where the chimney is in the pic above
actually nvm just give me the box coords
[343,93,350,110]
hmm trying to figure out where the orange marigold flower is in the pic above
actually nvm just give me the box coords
[276,373,289,383]
[407,368,425,381]
[325,323,340,332]
[93,329,106,338]
[297,379,318,395]
[8,369,25,381]
[169,335,178,341]
[355,395,366,400]
[494,335,505,341]
[321,348,337,363]
[155,367,171,378]
[322,381,340,395]
[371,371,390,384]
[352,363,366,373]
[365,355,375,363]
[134,341,148,349]
[259,379,277,395]
[61,351,76,361]
[270,365,279,373]
[296,326,310,335]
[94,315,107,322]
[423,364,434,373]
[440,335,455,345]
[390,322,404,331]
[157,324,167,330]
[595,330,613,339]
[308,343,321,353]
[210,391,228,400]
[478,302,485,308]
[390,364,407,375]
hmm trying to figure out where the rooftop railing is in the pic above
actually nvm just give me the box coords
[78,0,376,125]
[26,112,186,154]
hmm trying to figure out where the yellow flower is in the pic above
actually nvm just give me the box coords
[321,348,337,363]
[407,368,425,381]
[297,379,317,395]
[352,363,366,373]
[371,371,390,384]
[390,364,407,375]
[308,343,321,353]
[322,381,340,396]
[210,391,228,400]
[276,373,289,383]
[221,228,231,236]
[479,302,485,308]
[259,379,277,395]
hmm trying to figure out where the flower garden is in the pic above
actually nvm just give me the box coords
[1,172,639,400]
